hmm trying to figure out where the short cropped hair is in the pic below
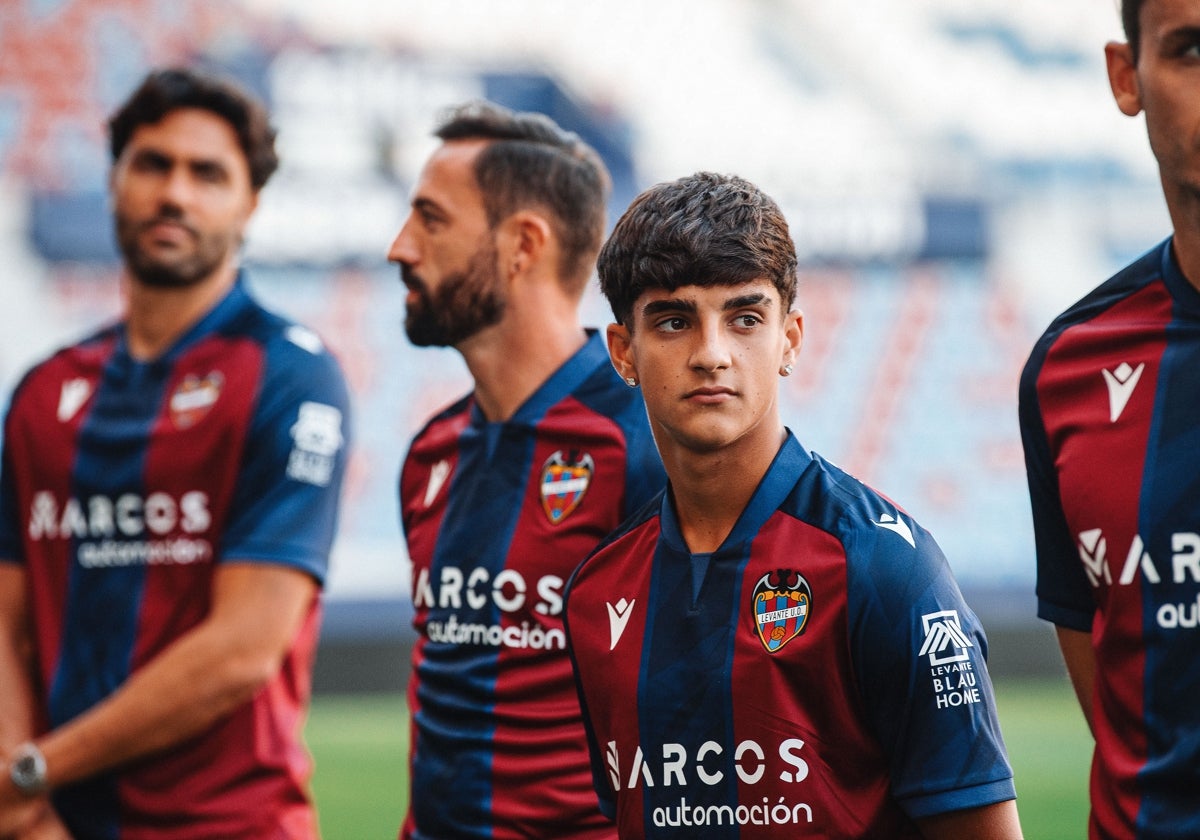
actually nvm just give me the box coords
[1121,0,1145,61]
[108,67,279,191]
[597,172,798,327]
[435,100,610,290]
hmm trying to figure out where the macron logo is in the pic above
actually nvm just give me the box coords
[57,378,91,422]
[1102,362,1145,423]
[875,513,915,548]
[607,598,636,650]
[423,460,450,508]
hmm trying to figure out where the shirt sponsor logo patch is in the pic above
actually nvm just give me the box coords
[287,401,344,486]
[919,610,982,709]
[752,569,811,653]
[169,372,223,429]
[540,450,593,525]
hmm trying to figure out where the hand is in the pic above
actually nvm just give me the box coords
[0,798,47,840]
[15,806,71,840]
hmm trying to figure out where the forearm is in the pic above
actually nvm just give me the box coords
[34,619,282,788]
[30,563,318,792]
[1055,625,1097,736]
[0,567,39,751]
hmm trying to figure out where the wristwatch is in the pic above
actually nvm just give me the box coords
[8,742,47,796]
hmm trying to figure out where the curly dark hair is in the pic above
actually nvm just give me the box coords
[434,100,610,290]
[597,172,798,327]
[108,67,279,191]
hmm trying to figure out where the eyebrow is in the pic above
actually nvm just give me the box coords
[410,196,446,216]
[639,291,774,319]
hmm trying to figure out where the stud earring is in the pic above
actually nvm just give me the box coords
[624,376,638,387]
[780,363,794,377]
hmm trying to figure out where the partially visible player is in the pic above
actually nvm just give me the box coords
[0,67,350,839]
[566,172,1022,839]
[1019,0,1200,836]
[388,101,664,839]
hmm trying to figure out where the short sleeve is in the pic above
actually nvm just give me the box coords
[219,332,352,584]
[846,515,1016,819]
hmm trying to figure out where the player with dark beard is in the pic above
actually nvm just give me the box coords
[0,67,350,839]
[388,101,665,840]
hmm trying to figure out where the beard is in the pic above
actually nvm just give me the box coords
[114,204,236,289]
[402,239,507,347]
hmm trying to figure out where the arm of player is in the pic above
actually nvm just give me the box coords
[1055,625,1096,737]
[916,799,1023,840]
[0,565,68,839]
[0,562,316,807]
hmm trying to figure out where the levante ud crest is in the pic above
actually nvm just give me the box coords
[169,372,224,429]
[752,569,812,653]
[540,450,594,525]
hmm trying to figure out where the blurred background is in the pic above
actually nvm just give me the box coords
[0,0,1166,690]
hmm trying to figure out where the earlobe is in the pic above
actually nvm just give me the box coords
[1105,41,1143,117]
[503,211,552,278]
[782,310,803,370]
[606,323,637,384]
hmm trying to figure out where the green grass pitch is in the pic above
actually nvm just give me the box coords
[305,676,1092,838]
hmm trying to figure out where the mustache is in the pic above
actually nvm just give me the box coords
[399,263,426,295]
[138,206,197,237]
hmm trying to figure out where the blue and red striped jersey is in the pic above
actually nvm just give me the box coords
[399,331,665,840]
[1020,238,1200,839]
[565,432,1015,838]
[0,277,351,840]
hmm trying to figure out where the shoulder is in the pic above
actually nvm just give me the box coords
[1022,241,1167,383]
[229,295,349,403]
[571,360,651,427]
[5,325,118,411]
[409,392,473,451]
[569,491,664,586]
[783,451,947,584]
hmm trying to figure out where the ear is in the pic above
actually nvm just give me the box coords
[496,210,552,278]
[606,322,636,382]
[1105,41,1142,117]
[781,309,803,369]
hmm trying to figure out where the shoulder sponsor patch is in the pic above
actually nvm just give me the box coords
[752,569,812,653]
[287,401,344,486]
[540,450,593,525]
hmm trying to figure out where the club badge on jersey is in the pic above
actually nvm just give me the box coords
[169,372,224,429]
[753,569,812,653]
[540,449,594,525]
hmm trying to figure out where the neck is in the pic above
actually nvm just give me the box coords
[124,263,238,360]
[1163,181,1200,292]
[459,295,587,422]
[664,423,786,554]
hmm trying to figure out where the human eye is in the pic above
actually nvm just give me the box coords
[654,315,689,333]
[129,150,170,174]
[192,162,229,184]
[414,202,446,231]
[731,312,764,329]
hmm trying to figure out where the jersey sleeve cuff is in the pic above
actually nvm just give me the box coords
[1037,599,1093,632]
[900,777,1017,820]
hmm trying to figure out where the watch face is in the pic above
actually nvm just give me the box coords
[10,747,46,795]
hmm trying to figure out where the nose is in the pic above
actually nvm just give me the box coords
[387,215,418,266]
[690,319,732,373]
[157,165,193,212]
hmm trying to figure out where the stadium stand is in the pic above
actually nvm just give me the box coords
[0,0,1165,684]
